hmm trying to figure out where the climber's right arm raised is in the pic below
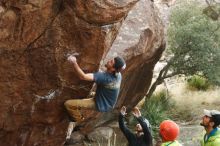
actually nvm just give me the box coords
[68,55,94,81]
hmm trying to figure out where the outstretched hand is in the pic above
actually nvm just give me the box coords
[120,106,127,116]
[132,107,141,118]
[67,55,77,63]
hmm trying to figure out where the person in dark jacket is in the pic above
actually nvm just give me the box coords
[119,106,153,146]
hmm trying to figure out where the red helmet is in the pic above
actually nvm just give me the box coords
[159,120,180,141]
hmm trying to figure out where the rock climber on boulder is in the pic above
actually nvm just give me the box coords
[64,55,126,139]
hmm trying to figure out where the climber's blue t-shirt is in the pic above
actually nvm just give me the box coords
[93,72,122,112]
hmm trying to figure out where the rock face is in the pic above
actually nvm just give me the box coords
[109,0,165,109]
[0,0,165,146]
[87,127,114,142]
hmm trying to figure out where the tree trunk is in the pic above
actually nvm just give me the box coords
[145,74,164,100]
[144,61,178,101]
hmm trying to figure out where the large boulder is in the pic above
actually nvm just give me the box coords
[87,127,114,143]
[0,0,165,145]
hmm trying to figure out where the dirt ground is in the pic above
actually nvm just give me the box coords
[178,125,203,146]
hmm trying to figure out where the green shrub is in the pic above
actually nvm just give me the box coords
[141,90,174,138]
[187,75,210,91]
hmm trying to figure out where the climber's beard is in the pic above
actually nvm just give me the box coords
[200,121,209,128]
[200,122,205,127]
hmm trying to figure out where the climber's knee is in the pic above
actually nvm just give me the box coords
[64,100,70,108]
[64,100,78,109]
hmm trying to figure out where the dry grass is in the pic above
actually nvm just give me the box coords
[155,80,220,124]
[170,82,220,108]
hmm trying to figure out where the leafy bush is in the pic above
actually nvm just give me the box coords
[141,90,174,138]
[187,75,210,91]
